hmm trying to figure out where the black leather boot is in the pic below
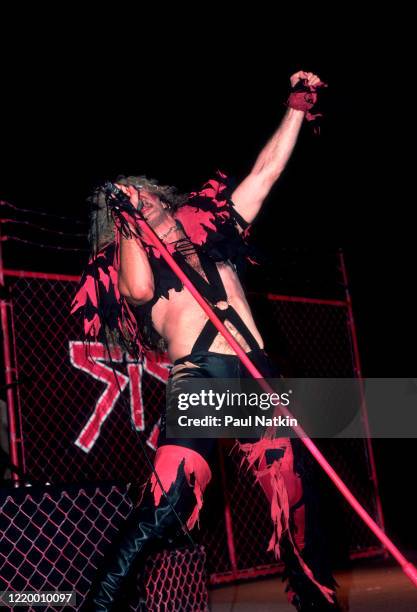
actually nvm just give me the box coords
[278,528,342,611]
[81,460,198,611]
[283,443,341,611]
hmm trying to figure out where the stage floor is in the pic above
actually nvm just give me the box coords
[209,555,417,611]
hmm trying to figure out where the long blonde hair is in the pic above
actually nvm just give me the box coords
[88,175,188,254]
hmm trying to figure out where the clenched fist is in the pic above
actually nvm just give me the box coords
[290,71,325,90]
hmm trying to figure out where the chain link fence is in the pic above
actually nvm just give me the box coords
[1,255,383,585]
[0,484,208,610]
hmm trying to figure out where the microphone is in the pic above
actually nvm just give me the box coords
[102,182,144,211]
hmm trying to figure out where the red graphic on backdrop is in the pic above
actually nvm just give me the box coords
[69,342,170,452]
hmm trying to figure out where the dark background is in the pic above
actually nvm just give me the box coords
[1,14,415,553]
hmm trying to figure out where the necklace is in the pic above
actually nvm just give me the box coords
[157,222,180,241]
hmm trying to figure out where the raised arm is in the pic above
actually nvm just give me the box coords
[231,71,324,224]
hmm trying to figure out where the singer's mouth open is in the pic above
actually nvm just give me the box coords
[141,204,154,220]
